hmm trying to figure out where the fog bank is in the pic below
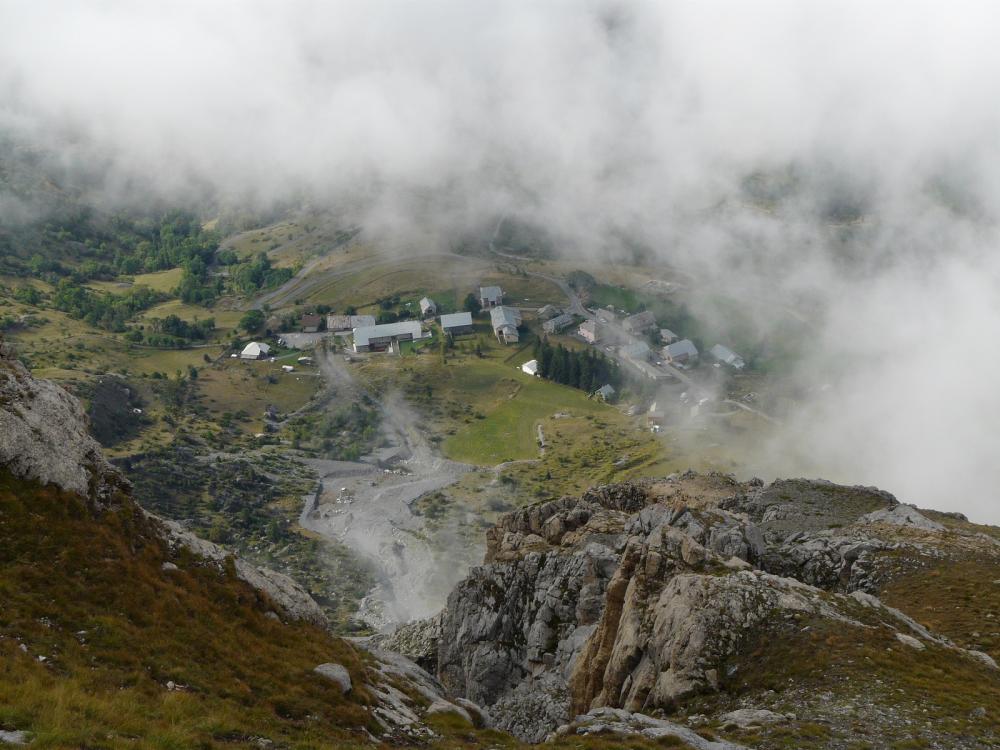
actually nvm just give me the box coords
[2,1,1000,521]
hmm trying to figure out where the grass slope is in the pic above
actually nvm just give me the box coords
[0,473,696,749]
[0,473,375,749]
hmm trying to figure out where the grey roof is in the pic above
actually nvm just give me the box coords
[624,310,657,330]
[440,311,473,329]
[490,305,521,330]
[419,296,436,310]
[596,384,615,397]
[353,321,423,347]
[543,313,575,331]
[621,341,651,359]
[480,285,503,301]
[327,314,376,330]
[241,341,270,357]
[660,328,678,342]
[664,339,699,359]
[710,344,745,366]
[537,304,562,320]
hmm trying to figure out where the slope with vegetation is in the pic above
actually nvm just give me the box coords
[0,356,700,750]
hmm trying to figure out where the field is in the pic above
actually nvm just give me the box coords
[196,359,321,434]
[441,361,605,464]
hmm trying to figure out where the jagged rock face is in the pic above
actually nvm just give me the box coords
[0,360,126,507]
[436,472,984,742]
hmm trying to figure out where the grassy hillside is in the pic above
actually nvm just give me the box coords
[0,472,700,749]
[0,472,376,749]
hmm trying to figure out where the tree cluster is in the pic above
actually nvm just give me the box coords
[533,337,620,393]
[51,280,165,331]
[229,252,294,294]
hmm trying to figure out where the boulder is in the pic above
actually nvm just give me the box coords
[861,504,944,531]
[314,663,352,694]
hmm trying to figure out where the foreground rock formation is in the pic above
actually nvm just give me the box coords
[391,473,1000,746]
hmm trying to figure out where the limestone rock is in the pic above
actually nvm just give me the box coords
[433,473,986,742]
[314,662,352,694]
[0,360,126,508]
[862,504,944,531]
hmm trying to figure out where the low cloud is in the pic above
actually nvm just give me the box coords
[2,1,1000,521]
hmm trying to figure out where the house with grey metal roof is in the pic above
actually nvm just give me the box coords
[353,320,425,353]
[479,285,503,308]
[659,328,678,345]
[709,344,746,370]
[542,312,575,335]
[490,305,521,344]
[621,340,651,361]
[663,338,699,366]
[537,304,562,321]
[595,384,615,401]
[440,311,474,336]
[623,310,657,334]
[595,307,617,324]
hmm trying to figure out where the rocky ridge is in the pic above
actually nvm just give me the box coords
[392,472,1000,746]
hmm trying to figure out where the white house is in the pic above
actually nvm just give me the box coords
[521,359,539,376]
[240,341,271,360]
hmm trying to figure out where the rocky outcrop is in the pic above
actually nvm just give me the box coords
[0,359,126,507]
[0,360,328,628]
[434,471,999,742]
[359,646,491,739]
[152,514,329,627]
[373,612,442,672]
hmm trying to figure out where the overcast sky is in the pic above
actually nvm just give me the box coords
[2,1,1000,522]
